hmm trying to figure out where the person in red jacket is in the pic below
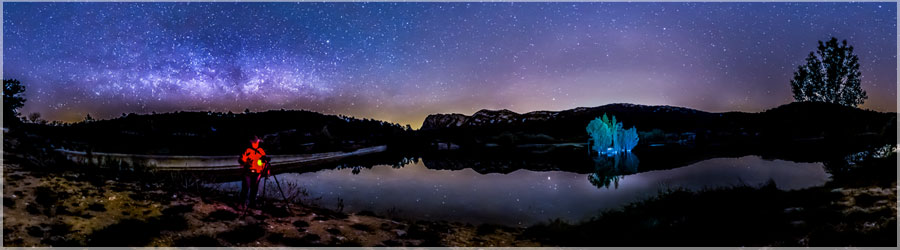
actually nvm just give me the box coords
[239,136,269,209]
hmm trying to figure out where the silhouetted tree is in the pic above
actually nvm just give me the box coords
[3,79,27,126]
[28,112,41,123]
[790,37,866,107]
[84,113,94,123]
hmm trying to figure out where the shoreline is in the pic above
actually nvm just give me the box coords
[2,129,896,247]
[3,158,895,246]
[2,161,537,247]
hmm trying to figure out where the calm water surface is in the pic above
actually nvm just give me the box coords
[218,155,829,226]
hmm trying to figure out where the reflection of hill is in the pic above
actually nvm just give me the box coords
[421,158,563,174]
[418,147,641,175]
[420,146,597,174]
[417,136,882,176]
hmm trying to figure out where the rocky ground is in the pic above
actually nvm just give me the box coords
[2,128,543,247]
[825,185,898,244]
[1,161,540,247]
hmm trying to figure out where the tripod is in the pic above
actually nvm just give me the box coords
[239,158,293,218]
[260,158,293,213]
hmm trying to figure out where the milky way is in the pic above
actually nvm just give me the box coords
[3,2,896,127]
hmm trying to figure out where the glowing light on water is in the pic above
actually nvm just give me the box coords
[211,155,830,226]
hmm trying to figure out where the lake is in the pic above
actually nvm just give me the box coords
[216,155,830,227]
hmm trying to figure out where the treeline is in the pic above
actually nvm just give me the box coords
[24,110,415,155]
[418,102,896,159]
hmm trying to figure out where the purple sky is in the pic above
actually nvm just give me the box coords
[3,2,896,127]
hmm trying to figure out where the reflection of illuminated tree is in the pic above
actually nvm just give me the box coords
[588,152,639,189]
[589,166,622,189]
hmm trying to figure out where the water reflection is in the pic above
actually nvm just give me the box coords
[334,156,418,175]
[588,152,639,189]
[214,155,829,227]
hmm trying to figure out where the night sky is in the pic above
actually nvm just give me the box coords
[3,2,896,128]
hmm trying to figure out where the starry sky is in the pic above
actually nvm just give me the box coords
[3,2,897,128]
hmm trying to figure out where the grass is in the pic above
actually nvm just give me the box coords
[522,183,894,246]
[516,149,898,247]
[530,183,794,245]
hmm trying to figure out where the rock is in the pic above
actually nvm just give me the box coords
[382,239,403,247]
[26,225,44,237]
[205,210,238,221]
[299,233,320,243]
[87,203,106,212]
[421,114,469,130]
[26,203,41,215]
[292,220,310,229]
[393,229,407,237]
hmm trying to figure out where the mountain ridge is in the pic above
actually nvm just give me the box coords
[421,102,897,130]
[422,103,718,130]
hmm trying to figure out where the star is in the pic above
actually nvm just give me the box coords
[1,2,895,127]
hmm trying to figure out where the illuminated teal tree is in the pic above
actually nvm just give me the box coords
[586,113,638,156]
